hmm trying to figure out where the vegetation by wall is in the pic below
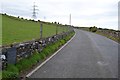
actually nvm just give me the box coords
[75,27,120,43]
[1,31,75,79]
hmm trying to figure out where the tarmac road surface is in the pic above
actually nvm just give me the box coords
[29,29,118,78]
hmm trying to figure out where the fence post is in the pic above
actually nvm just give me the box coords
[40,23,43,39]
[56,25,58,35]
[63,26,64,33]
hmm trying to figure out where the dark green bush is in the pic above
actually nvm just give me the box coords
[89,26,97,32]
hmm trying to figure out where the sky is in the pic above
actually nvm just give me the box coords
[1,0,119,30]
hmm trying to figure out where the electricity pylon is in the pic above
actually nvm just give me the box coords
[32,2,38,19]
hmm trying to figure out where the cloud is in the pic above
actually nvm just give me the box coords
[1,0,119,30]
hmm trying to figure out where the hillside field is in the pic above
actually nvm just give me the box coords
[2,14,68,45]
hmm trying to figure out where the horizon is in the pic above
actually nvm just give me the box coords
[1,13,119,31]
[1,0,119,30]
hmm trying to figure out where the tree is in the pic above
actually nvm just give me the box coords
[18,16,20,18]
[38,20,40,22]
[54,22,57,24]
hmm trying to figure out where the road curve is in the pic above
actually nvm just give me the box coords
[28,29,118,78]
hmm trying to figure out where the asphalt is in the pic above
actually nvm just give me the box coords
[29,29,119,78]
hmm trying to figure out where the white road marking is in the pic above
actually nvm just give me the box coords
[97,61,108,66]
[26,33,76,77]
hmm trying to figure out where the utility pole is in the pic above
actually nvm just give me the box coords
[32,2,38,19]
[69,14,71,25]
[68,14,71,31]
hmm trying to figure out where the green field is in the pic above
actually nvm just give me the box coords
[0,14,2,46]
[2,14,69,45]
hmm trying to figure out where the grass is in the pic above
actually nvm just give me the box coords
[77,27,120,43]
[0,14,2,46]
[0,72,2,80]
[96,31,120,43]
[2,14,69,45]
[1,31,75,79]
[1,13,73,79]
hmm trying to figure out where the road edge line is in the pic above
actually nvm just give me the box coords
[26,32,76,77]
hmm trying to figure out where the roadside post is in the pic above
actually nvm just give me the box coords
[63,26,64,33]
[56,25,58,35]
[40,23,43,39]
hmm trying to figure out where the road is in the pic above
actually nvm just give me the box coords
[28,29,118,78]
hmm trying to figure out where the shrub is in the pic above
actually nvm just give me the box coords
[89,26,97,32]
[21,17,23,19]
[18,16,20,18]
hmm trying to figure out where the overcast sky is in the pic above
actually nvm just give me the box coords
[1,0,119,30]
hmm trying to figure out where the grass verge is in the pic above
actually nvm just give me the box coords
[96,31,120,43]
[77,27,120,43]
[1,31,75,79]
